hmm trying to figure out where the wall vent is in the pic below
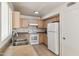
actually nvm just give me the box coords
[67,2,76,7]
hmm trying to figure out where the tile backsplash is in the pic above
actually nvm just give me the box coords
[13,28,46,33]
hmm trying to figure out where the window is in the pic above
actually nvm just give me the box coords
[8,5,12,35]
[1,2,12,42]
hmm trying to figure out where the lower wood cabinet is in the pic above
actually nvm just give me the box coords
[39,33,44,44]
[43,33,48,46]
[38,20,44,28]
[39,33,48,46]
[43,21,47,28]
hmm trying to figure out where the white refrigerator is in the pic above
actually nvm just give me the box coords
[47,22,59,55]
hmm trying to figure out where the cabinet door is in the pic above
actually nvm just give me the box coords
[51,16,59,22]
[44,21,47,28]
[12,11,20,28]
[23,19,28,28]
[21,19,28,28]
[43,33,47,45]
[39,33,44,44]
[38,20,44,28]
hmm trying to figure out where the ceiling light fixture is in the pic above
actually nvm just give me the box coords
[34,11,39,14]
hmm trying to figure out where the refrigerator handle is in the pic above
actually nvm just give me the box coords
[63,37,66,40]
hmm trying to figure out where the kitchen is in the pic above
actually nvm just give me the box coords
[0,2,60,56]
[12,10,59,55]
[0,2,79,56]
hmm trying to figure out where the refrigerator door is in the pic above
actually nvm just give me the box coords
[47,23,58,32]
[47,23,54,31]
[48,32,59,55]
[54,32,59,55]
[47,22,59,55]
[48,32,55,52]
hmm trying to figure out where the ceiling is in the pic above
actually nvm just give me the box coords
[12,2,64,17]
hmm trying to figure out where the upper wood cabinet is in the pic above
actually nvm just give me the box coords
[20,19,28,28]
[38,20,44,28]
[43,21,47,28]
[12,11,20,28]
[51,16,59,22]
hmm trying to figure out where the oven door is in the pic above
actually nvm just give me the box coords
[30,34,39,44]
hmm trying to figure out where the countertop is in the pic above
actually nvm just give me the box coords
[13,28,46,33]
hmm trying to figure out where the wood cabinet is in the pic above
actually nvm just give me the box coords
[43,16,59,29]
[43,33,48,46]
[43,21,47,28]
[51,16,59,22]
[38,20,44,28]
[12,11,20,28]
[39,33,48,45]
[20,19,28,28]
[39,33,44,44]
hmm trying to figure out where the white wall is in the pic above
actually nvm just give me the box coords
[42,3,64,19]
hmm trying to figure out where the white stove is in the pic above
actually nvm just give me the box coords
[28,25,39,45]
[29,34,39,45]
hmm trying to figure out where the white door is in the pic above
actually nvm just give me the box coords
[61,3,79,56]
